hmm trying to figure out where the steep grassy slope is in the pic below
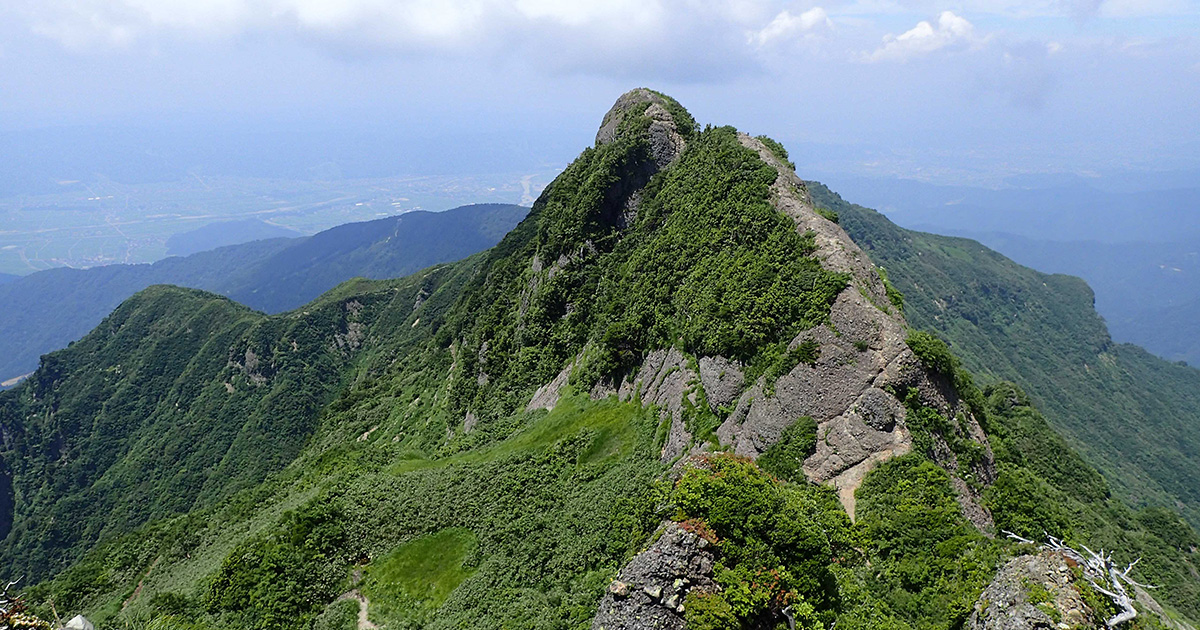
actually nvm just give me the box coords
[0,204,526,383]
[3,92,1199,630]
[824,183,1200,528]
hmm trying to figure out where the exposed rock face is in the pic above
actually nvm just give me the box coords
[533,93,997,527]
[65,616,96,630]
[969,552,1097,630]
[527,359,573,411]
[572,92,1003,630]
[717,135,995,524]
[595,88,686,170]
[591,521,717,630]
[697,357,743,412]
[617,348,697,461]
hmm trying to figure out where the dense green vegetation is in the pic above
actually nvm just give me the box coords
[0,204,527,383]
[0,261,478,578]
[22,391,666,630]
[757,417,818,483]
[674,456,850,629]
[442,122,844,431]
[3,93,1200,630]
[827,182,1200,529]
[854,456,1002,629]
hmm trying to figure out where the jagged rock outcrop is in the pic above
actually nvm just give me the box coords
[532,91,997,527]
[969,552,1098,630]
[678,132,993,522]
[714,133,995,523]
[595,88,686,170]
[591,521,717,630]
[563,89,1006,630]
[617,348,697,459]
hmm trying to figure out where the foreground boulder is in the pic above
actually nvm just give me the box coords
[591,522,716,630]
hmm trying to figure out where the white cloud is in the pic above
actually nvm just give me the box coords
[4,0,846,80]
[865,11,984,62]
[829,0,1199,19]
[6,0,751,51]
[750,7,833,47]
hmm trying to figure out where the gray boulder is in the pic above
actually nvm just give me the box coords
[591,521,716,630]
[969,552,1096,630]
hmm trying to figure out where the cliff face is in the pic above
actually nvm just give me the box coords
[568,90,1002,630]
[528,89,994,526]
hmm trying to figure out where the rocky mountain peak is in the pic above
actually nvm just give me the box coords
[595,88,688,170]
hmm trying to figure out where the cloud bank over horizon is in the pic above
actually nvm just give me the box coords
[0,0,1197,182]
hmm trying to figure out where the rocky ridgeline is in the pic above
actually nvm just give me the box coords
[530,89,1003,630]
[536,89,996,524]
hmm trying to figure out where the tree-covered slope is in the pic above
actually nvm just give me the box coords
[0,258,480,579]
[825,182,1200,528]
[2,91,1198,630]
[0,239,295,386]
[0,204,526,383]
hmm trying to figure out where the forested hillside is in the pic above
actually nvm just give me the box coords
[0,204,526,383]
[1,91,1196,630]
[827,183,1200,528]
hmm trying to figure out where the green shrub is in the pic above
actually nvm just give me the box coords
[815,207,840,224]
[906,331,957,377]
[854,456,1002,630]
[755,135,795,170]
[205,500,352,629]
[672,455,850,626]
[311,600,359,630]
[984,465,1071,539]
[684,591,738,630]
[758,417,818,483]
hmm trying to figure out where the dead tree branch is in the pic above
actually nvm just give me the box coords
[1004,532,1153,628]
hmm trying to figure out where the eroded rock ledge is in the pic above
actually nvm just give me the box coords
[591,521,716,630]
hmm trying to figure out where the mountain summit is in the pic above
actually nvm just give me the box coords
[0,90,1196,630]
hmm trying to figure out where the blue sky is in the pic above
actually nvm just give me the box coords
[1,0,1198,184]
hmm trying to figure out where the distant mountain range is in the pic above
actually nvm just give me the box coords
[2,91,1196,630]
[165,218,304,257]
[0,273,17,285]
[0,203,526,383]
[824,174,1200,243]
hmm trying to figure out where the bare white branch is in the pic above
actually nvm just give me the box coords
[1007,535,1153,627]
